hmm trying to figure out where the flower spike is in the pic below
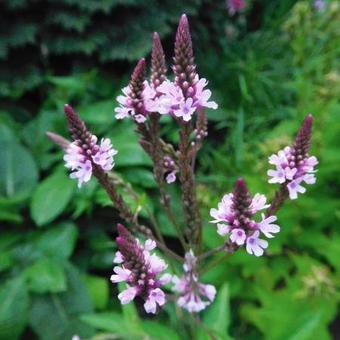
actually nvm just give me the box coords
[151,32,167,88]
[172,250,216,313]
[111,224,171,314]
[173,14,196,95]
[267,114,318,200]
[210,178,278,256]
[63,104,117,187]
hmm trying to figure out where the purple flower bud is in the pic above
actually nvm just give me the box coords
[173,14,197,96]
[151,32,167,88]
[172,250,216,313]
[267,114,318,200]
[111,224,171,314]
[210,179,278,256]
[62,104,117,188]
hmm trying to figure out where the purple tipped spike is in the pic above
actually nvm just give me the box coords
[173,14,197,95]
[151,32,167,88]
[232,178,252,220]
[129,59,147,116]
[293,114,313,160]
[63,104,90,143]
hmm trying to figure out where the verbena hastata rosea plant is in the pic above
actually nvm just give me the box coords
[47,14,318,316]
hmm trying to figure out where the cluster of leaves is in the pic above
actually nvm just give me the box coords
[0,1,339,339]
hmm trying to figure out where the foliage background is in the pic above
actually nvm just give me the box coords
[0,0,339,339]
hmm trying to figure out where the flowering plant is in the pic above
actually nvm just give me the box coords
[47,14,318,318]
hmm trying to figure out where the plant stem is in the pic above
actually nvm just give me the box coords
[178,121,202,251]
[93,166,182,261]
[265,184,289,217]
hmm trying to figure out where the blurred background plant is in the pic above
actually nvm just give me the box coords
[0,0,339,339]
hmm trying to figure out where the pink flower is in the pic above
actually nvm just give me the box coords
[69,160,92,188]
[217,223,230,236]
[230,228,246,245]
[267,115,317,199]
[210,178,279,256]
[172,250,216,313]
[287,178,306,200]
[173,97,196,121]
[144,288,166,314]
[166,171,176,184]
[64,136,117,188]
[246,231,268,257]
[111,224,171,314]
[118,286,138,304]
[209,193,233,223]
[258,215,280,238]
[92,138,117,171]
[193,77,218,110]
[249,193,270,213]
[110,266,131,283]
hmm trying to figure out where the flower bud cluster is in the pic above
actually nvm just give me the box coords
[172,250,216,313]
[267,115,318,199]
[114,14,217,123]
[210,178,280,256]
[63,104,117,188]
[110,224,171,314]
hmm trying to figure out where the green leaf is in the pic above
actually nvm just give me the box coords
[80,312,126,333]
[80,312,145,338]
[29,263,94,340]
[34,223,78,260]
[84,275,109,310]
[24,257,67,294]
[198,283,233,340]
[0,123,38,199]
[0,277,29,340]
[142,321,182,340]
[30,169,76,226]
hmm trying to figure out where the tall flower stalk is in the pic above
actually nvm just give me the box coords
[47,14,318,319]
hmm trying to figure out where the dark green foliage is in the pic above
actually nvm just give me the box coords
[0,0,202,99]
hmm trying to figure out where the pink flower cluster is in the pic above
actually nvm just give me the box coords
[115,82,156,124]
[210,179,280,256]
[64,136,117,188]
[172,250,216,312]
[154,77,218,121]
[115,77,217,123]
[110,225,171,314]
[268,146,318,199]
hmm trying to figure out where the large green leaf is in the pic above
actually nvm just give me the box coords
[33,223,78,260]
[29,263,94,340]
[30,169,76,226]
[198,283,233,340]
[0,277,29,340]
[84,275,109,310]
[0,123,38,199]
[24,257,67,294]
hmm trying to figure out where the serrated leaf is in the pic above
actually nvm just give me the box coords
[30,169,76,226]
